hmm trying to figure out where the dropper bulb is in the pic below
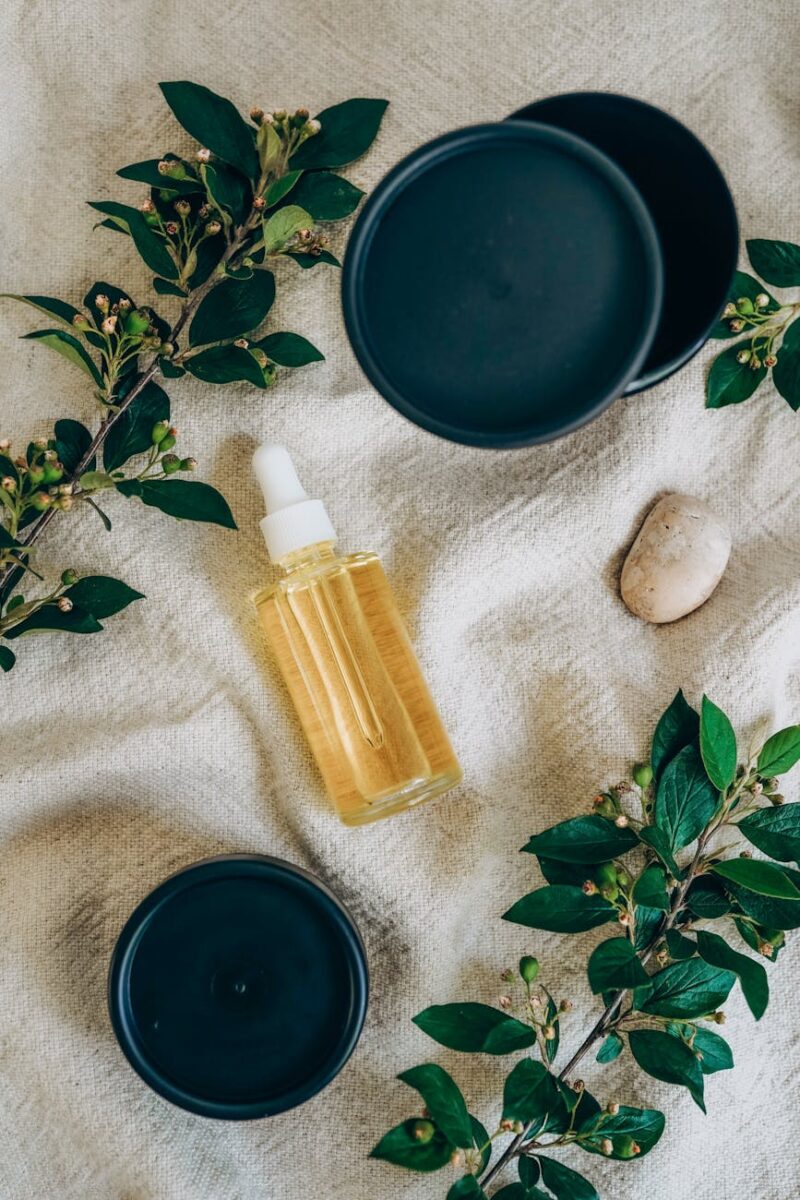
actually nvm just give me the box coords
[252,442,337,562]
[253,444,308,514]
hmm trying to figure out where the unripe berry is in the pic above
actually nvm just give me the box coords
[519,955,539,984]
[159,434,177,453]
[606,1101,620,1115]
[1,475,15,493]
[151,420,170,445]
[61,568,78,586]
[28,465,45,485]
[632,762,653,788]
[30,491,51,511]
[411,1119,435,1143]
[736,296,754,314]
[162,453,181,474]
[42,461,64,484]
[124,309,152,337]
[180,457,197,472]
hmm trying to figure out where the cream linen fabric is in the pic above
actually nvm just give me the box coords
[1,2,799,1198]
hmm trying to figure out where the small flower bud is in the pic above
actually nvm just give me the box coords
[306,118,321,135]
[196,147,211,163]
[511,1121,524,1134]
[766,778,780,790]
[34,439,48,451]
[249,106,265,124]
[43,449,57,461]
[736,348,752,365]
[754,293,770,309]
[498,994,512,1010]
[295,107,310,120]
[157,159,175,175]
[758,941,774,957]
[273,109,287,121]
[600,1138,614,1156]
[750,355,762,370]
[234,338,250,349]
[572,1079,585,1091]
[119,299,133,311]
[498,1119,514,1132]
[180,457,197,472]
[1,475,15,493]
[543,1024,557,1041]
[499,968,514,983]
[614,813,629,828]
[101,315,118,335]
[411,1119,435,1143]
[140,197,156,214]
[252,195,266,210]
[729,318,744,332]
[606,1101,620,1115]
[58,482,73,496]
[0,437,9,451]
[174,199,191,216]
[450,1150,465,1167]
[764,354,778,368]
[165,221,180,235]
[582,879,598,895]
[722,301,737,318]
[618,910,631,926]
[72,313,92,331]
[159,343,175,358]
[94,293,109,313]
[519,955,539,984]
[739,849,752,859]
[198,204,211,219]
[56,495,73,511]
[558,998,573,1012]
[770,792,785,806]
[297,227,314,243]
[751,780,764,795]
[206,220,222,236]
[57,596,73,612]
[252,349,268,367]
[711,1011,726,1025]
[632,762,653,788]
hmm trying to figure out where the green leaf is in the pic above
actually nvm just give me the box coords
[747,238,800,287]
[370,1118,454,1172]
[493,1187,528,1200]
[54,418,94,474]
[738,804,800,863]
[637,826,681,879]
[64,575,144,620]
[772,318,800,411]
[412,1003,536,1055]
[189,271,275,346]
[262,204,314,253]
[538,1157,599,1200]
[447,1177,486,1200]
[153,278,187,298]
[503,885,617,934]
[635,958,736,1019]
[632,865,669,911]
[470,1115,491,1173]
[733,917,779,960]
[3,602,103,638]
[634,904,664,952]
[654,744,720,851]
[253,331,325,367]
[587,938,648,993]
[286,170,365,220]
[665,930,696,960]
[185,344,270,389]
[596,1032,623,1063]
[757,725,800,777]
[103,380,170,471]
[699,696,737,790]
[159,82,259,180]
[290,98,388,169]
[116,158,200,195]
[160,359,186,379]
[725,865,800,929]
[651,690,699,780]
[695,929,768,1020]
[23,329,103,387]
[83,282,135,317]
[264,169,303,207]
[691,1026,734,1074]
[709,271,779,339]
[536,857,589,887]
[88,202,178,280]
[518,1157,541,1188]
[685,876,731,919]
[78,471,114,492]
[628,1029,705,1111]
[711,857,800,899]
[706,344,767,408]
[118,478,236,529]
[287,249,341,269]
[577,1105,665,1160]
[502,1060,559,1125]
[0,645,16,672]
[1,293,82,327]
[521,815,638,864]
[397,1064,473,1148]
[202,161,251,224]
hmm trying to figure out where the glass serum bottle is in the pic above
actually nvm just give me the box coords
[253,445,462,826]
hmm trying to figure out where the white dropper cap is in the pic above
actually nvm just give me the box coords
[253,444,337,562]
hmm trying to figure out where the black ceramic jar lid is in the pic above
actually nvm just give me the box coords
[342,121,663,447]
[108,855,368,1119]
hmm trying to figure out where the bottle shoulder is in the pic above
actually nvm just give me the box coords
[254,550,380,606]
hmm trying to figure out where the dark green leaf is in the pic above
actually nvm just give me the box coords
[503,885,617,934]
[692,1026,733,1074]
[447,1177,486,1200]
[706,344,767,408]
[635,958,736,1019]
[634,904,664,952]
[539,1156,599,1200]
[189,271,275,346]
[159,82,259,180]
[153,278,187,298]
[118,478,236,529]
[632,865,669,911]
[0,645,16,672]
[1,293,82,327]
[160,359,186,378]
[696,929,768,1020]
[54,419,94,474]
[287,170,364,220]
[23,329,103,387]
[711,857,800,899]
[536,857,589,887]
[700,695,737,791]
[202,161,251,224]
[628,1029,705,1111]
[185,344,269,388]
[638,826,681,878]
[412,1003,536,1055]
[665,930,696,960]
[88,202,178,280]
[757,726,800,777]
[596,1032,623,1063]
[3,602,103,638]
[85,497,112,532]
[253,331,325,367]
[64,575,144,620]
[104,381,170,471]
[725,865,800,929]
[397,1064,472,1148]
[117,158,200,194]
[262,204,314,252]
[370,1119,453,1172]
[493,1187,526,1200]
[747,238,800,287]
[286,249,341,269]
[470,1115,491,1172]
[652,690,699,779]
[518,1157,540,1188]
[654,744,720,850]
[502,1060,559,1125]
[290,98,388,169]
[187,233,226,287]
[709,271,779,339]
[542,991,560,1065]
[521,815,638,864]
[738,804,800,863]
[577,1105,665,1160]
[772,318,800,411]
[686,876,731,919]
[264,169,303,207]
[587,938,648,993]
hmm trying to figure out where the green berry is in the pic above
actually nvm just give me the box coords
[28,464,46,485]
[124,309,152,336]
[30,491,51,511]
[594,862,618,889]
[162,453,181,474]
[736,296,755,314]
[42,461,64,484]
[151,420,170,445]
[632,763,653,788]
[411,1119,435,1143]
[159,434,177,453]
[60,568,78,586]
[519,955,539,985]
[616,1135,640,1159]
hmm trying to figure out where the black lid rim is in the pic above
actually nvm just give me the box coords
[108,854,369,1121]
[508,92,739,394]
[342,120,664,449]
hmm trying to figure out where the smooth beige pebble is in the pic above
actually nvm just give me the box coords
[620,493,731,624]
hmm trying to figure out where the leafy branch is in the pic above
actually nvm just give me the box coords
[0,84,388,673]
[706,237,800,410]
[372,691,800,1200]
